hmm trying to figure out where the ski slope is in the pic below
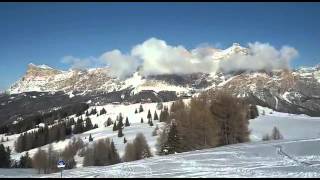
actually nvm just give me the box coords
[2,104,320,177]
[0,101,176,163]
[2,138,320,178]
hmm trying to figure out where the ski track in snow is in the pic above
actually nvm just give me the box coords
[8,138,320,178]
[2,103,320,177]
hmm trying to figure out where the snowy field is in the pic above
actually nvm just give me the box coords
[2,138,320,178]
[0,101,176,163]
[1,103,320,177]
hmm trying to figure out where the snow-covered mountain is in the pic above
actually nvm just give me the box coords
[8,63,120,94]
[2,47,320,177]
[7,65,320,117]
[8,43,250,95]
[5,43,320,118]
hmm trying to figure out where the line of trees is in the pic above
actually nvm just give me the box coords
[32,144,60,174]
[81,133,153,167]
[156,90,253,155]
[262,126,284,141]
[83,138,121,166]
[1,103,89,135]
[0,144,11,168]
[123,133,152,162]
[15,117,96,153]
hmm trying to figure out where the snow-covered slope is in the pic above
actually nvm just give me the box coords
[1,99,320,177]
[0,101,176,162]
[2,138,320,178]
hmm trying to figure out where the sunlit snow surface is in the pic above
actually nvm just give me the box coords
[2,104,320,177]
[2,138,320,178]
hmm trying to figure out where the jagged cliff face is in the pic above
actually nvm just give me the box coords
[213,68,320,116]
[6,61,320,117]
[9,64,123,94]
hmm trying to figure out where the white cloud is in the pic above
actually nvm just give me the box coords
[219,42,299,73]
[61,38,299,78]
[131,38,219,76]
[99,50,139,79]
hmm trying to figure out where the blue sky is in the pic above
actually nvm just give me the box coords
[1,2,320,90]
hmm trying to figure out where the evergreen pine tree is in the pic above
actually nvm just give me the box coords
[19,152,32,168]
[90,108,97,115]
[159,106,169,122]
[154,111,159,120]
[0,144,11,168]
[113,121,118,131]
[89,134,93,142]
[147,110,152,120]
[156,102,164,110]
[139,104,144,113]
[117,113,124,130]
[124,137,127,144]
[149,120,154,127]
[105,117,113,127]
[125,117,130,127]
[100,108,107,115]
[110,140,121,164]
[118,127,124,137]
[135,109,138,114]
[152,125,159,136]
[85,117,93,131]
[74,117,84,134]
[141,118,144,123]
[162,123,180,155]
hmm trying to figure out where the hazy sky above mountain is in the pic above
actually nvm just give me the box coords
[1,2,320,90]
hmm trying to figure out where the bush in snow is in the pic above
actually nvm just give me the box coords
[262,127,283,141]
[152,125,159,136]
[271,126,283,140]
[262,134,271,141]
[83,138,120,167]
[123,133,152,162]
